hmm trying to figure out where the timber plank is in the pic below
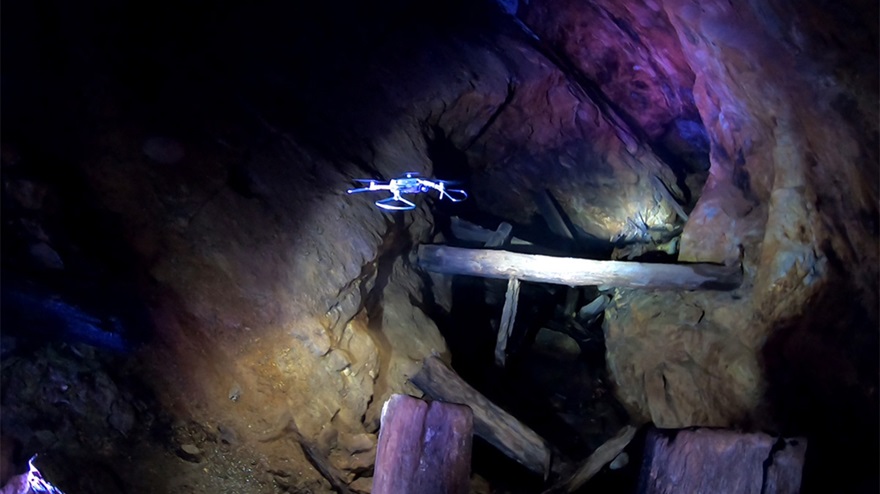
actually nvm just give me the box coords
[638,427,807,494]
[417,245,742,290]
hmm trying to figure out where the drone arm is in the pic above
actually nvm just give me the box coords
[443,188,468,202]
[348,182,391,194]
[418,179,467,202]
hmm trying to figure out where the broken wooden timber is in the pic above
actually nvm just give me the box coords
[374,394,473,494]
[449,217,532,246]
[543,425,637,494]
[494,277,521,367]
[417,245,742,290]
[411,356,552,478]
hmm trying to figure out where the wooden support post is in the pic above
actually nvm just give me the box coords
[411,356,552,478]
[638,427,807,494]
[417,245,742,290]
[494,277,521,367]
[373,394,473,494]
[543,425,637,494]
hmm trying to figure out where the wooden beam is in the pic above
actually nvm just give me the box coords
[484,222,513,248]
[417,245,742,290]
[449,217,531,246]
[578,293,610,321]
[373,394,473,494]
[534,189,575,240]
[637,427,807,494]
[494,277,521,367]
[410,356,552,478]
[543,425,637,494]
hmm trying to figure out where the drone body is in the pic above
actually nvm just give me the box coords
[347,172,467,211]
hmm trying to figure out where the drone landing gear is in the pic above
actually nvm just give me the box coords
[375,191,417,211]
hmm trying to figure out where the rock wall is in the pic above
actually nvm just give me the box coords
[522,2,878,480]
[3,0,687,490]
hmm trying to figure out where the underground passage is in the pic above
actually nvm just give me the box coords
[1,0,878,492]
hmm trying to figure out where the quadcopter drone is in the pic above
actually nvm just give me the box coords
[347,172,468,211]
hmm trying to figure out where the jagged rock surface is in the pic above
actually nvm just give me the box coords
[519,3,877,490]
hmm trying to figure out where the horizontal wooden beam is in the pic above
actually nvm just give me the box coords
[417,245,742,290]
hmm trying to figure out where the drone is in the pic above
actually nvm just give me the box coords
[347,172,468,211]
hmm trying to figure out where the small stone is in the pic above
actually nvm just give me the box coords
[534,328,581,360]
[218,425,238,445]
[317,427,338,452]
[350,477,372,493]
[178,444,202,463]
[338,432,376,455]
[108,401,136,436]
[228,383,242,402]
[610,451,629,470]
[349,451,376,470]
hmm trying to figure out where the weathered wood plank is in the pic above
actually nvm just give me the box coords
[411,356,552,478]
[638,427,807,494]
[543,425,637,494]
[484,222,513,248]
[373,394,473,494]
[450,217,531,246]
[494,277,521,367]
[417,245,742,290]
